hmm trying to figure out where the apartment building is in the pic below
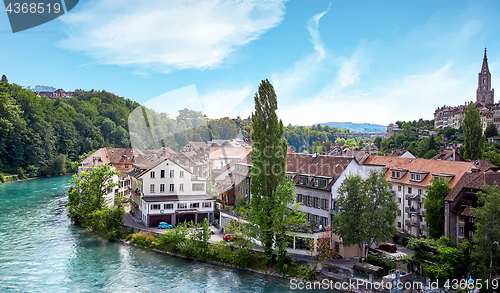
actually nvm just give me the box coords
[363,155,489,237]
[128,158,214,227]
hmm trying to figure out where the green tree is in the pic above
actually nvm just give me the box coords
[335,138,346,146]
[471,184,500,281]
[1,75,7,83]
[332,170,398,262]
[26,165,38,178]
[17,167,27,180]
[247,79,305,264]
[322,140,332,152]
[423,149,438,159]
[51,154,66,175]
[373,136,383,149]
[462,103,485,160]
[66,164,120,228]
[485,124,498,138]
[424,178,451,239]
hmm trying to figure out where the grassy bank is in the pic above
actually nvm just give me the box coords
[125,224,317,281]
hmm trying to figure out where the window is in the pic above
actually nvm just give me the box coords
[297,194,303,203]
[150,171,155,179]
[160,184,165,193]
[315,178,327,188]
[203,202,212,208]
[178,203,187,209]
[469,231,474,237]
[179,184,184,192]
[192,183,204,191]
[306,196,311,206]
[190,203,199,208]
[151,204,160,210]
[398,222,401,228]
[150,184,155,193]
[180,171,184,178]
[408,187,412,194]
[160,170,165,178]
[398,197,401,203]
[170,170,174,178]
[418,189,423,196]
[298,176,309,185]
[410,173,421,182]
[164,204,173,209]
[459,215,464,221]
[169,184,174,192]
[314,197,320,208]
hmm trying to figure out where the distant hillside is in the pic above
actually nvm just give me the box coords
[316,122,386,133]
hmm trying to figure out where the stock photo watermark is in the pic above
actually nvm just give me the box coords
[3,0,79,32]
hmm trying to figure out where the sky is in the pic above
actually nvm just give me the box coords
[1,0,500,126]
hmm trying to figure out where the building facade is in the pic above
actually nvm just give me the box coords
[129,158,214,227]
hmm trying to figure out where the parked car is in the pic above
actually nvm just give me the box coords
[223,233,238,242]
[378,243,397,253]
[158,222,173,229]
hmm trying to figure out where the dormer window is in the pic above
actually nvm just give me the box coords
[390,169,407,179]
[314,178,328,189]
[298,176,309,185]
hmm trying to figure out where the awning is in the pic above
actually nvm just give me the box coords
[176,210,199,214]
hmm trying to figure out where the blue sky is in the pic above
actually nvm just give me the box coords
[1,0,500,125]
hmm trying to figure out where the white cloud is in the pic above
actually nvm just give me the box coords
[200,85,254,118]
[271,5,333,102]
[278,61,473,125]
[58,0,287,72]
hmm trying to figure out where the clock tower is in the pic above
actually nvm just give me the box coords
[476,47,494,105]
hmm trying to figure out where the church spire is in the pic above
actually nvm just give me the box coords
[482,47,490,74]
[477,47,494,105]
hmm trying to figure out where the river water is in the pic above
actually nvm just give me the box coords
[0,175,313,292]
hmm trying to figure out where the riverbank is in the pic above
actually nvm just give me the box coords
[0,173,75,184]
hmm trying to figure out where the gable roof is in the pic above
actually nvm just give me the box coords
[363,155,475,189]
[445,171,500,201]
[286,153,353,179]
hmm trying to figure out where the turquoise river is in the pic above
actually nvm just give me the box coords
[0,175,325,292]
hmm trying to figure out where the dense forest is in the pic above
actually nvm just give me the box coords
[0,79,139,174]
[0,79,253,174]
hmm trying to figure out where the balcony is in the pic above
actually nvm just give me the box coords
[405,194,420,201]
[405,219,421,227]
[129,187,142,196]
[405,206,420,214]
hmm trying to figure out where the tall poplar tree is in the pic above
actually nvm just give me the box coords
[247,79,305,264]
[462,103,485,160]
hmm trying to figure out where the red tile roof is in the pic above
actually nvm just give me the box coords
[363,155,475,189]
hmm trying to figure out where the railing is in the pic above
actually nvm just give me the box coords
[129,187,142,196]
[405,194,420,201]
[405,219,420,227]
[405,207,420,214]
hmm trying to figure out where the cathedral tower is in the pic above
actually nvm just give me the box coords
[477,47,494,105]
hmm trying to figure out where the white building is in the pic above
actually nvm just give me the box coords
[129,158,215,227]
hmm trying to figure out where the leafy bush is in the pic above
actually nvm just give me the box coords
[401,236,410,246]
[366,255,396,273]
[130,232,157,248]
[0,173,5,183]
[234,247,253,268]
[17,167,27,180]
